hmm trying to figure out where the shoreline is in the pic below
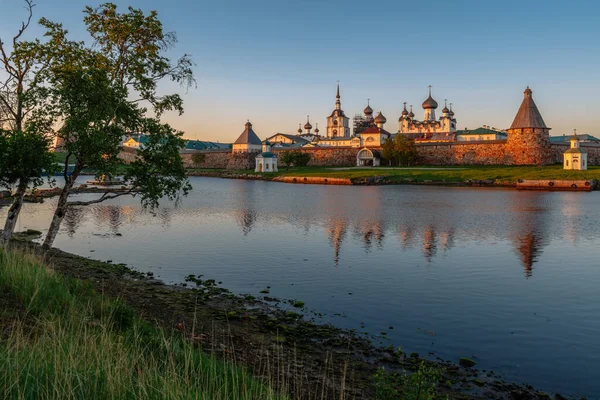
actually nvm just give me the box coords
[187,170,518,188]
[2,238,579,399]
[187,169,598,191]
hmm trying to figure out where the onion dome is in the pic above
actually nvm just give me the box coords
[449,103,455,117]
[304,116,312,131]
[374,112,387,124]
[408,105,415,118]
[314,123,320,134]
[297,124,302,134]
[422,95,438,109]
[422,86,438,109]
[402,102,409,116]
[364,100,373,116]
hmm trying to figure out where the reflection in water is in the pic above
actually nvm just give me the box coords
[326,217,347,266]
[232,181,257,235]
[59,189,557,277]
[64,207,84,238]
[510,192,549,277]
[422,225,437,262]
[5,178,600,397]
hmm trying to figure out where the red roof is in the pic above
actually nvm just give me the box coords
[360,126,391,135]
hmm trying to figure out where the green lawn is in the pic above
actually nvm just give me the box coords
[259,165,600,183]
[53,152,130,174]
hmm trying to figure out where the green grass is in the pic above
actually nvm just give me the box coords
[205,165,600,184]
[53,152,130,175]
[0,250,284,400]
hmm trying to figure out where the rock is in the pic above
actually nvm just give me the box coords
[0,190,11,198]
[459,357,477,368]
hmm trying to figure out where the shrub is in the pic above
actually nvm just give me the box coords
[191,152,206,167]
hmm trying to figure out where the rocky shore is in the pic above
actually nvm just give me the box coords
[1,237,579,399]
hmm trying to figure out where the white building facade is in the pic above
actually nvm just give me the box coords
[398,87,457,136]
[255,141,278,172]
[564,133,588,170]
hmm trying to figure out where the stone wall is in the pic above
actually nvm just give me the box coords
[180,150,230,169]
[119,140,600,170]
[272,147,357,167]
[415,141,511,165]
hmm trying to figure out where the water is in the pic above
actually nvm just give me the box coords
[4,177,600,397]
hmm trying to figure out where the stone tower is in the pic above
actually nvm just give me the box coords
[506,87,552,165]
[325,83,350,138]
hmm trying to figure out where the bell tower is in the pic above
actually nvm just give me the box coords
[325,82,350,138]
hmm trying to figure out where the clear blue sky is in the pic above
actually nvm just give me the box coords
[1,0,599,142]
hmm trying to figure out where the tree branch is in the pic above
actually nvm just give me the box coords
[13,0,35,47]
[67,189,134,206]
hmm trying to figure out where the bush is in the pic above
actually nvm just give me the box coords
[191,153,206,167]
[280,150,311,168]
[293,151,311,167]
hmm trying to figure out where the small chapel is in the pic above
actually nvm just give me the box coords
[255,141,278,172]
[563,131,588,170]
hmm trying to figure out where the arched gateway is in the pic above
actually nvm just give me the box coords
[356,147,381,167]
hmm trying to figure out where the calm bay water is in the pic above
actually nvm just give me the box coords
[4,177,600,397]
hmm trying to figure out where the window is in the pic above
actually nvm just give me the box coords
[266,163,269,170]
[566,160,569,166]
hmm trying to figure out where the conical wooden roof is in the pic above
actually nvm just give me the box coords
[234,121,262,145]
[510,87,547,129]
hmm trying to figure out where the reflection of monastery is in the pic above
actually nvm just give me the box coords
[169,84,600,169]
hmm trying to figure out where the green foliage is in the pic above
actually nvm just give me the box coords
[395,134,418,166]
[82,2,195,116]
[280,151,294,168]
[0,129,57,190]
[293,151,311,167]
[0,249,284,399]
[382,135,418,166]
[125,120,191,209]
[280,150,311,168]
[191,152,206,166]
[381,137,397,166]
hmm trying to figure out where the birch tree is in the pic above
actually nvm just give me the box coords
[41,3,194,251]
[0,1,67,245]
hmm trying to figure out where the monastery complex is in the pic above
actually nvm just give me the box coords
[121,85,600,170]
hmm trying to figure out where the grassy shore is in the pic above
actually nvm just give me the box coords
[272,165,600,183]
[0,249,283,400]
[187,165,600,184]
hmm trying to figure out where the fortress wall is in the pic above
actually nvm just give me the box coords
[414,141,512,165]
[272,147,357,167]
[121,141,600,170]
[180,151,231,169]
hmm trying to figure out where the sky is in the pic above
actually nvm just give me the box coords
[1,0,599,142]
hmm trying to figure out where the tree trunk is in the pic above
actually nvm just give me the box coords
[1,183,27,247]
[41,164,81,252]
